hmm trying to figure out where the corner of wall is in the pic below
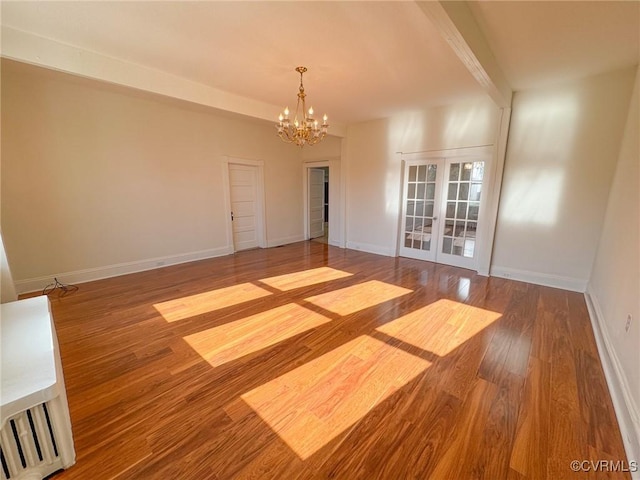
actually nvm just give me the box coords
[584,287,640,472]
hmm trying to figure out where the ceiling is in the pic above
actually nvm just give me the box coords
[1,1,639,126]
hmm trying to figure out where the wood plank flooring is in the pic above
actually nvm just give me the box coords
[39,242,629,479]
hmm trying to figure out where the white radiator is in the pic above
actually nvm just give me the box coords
[1,297,75,480]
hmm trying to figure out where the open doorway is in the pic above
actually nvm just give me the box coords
[304,159,343,247]
[308,166,329,244]
[304,162,333,244]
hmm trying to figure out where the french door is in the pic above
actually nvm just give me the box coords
[399,161,442,262]
[399,156,487,270]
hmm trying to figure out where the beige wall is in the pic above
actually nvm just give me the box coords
[1,60,341,290]
[344,97,501,256]
[588,66,639,460]
[491,67,636,290]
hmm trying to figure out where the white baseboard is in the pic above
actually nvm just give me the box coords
[346,241,395,257]
[14,246,233,294]
[585,288,640,477]
[490,265,587,292]
[266,234,305,248]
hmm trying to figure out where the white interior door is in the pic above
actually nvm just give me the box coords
[309,168,325,239]
[399,161,443,261]
[399,157,487,270]
[229,164,259,251]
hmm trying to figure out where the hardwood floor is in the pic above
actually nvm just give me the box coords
[41,242,628,479]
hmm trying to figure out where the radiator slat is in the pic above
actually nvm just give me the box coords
[0,428,18,479]
[42,404,58,458]
[32,405,55,465]
[16,415,38,469]
[9,421,25,469]
[1,446,10,480]
[26,410,43,463]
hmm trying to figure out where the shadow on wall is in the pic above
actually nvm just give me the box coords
[499,91,579,228]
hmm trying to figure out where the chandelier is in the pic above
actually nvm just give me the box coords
[276,66,329,147]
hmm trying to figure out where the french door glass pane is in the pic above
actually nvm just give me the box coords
[464,239,476,257]
[468,203,480,221]
[425,202,434,218]
[456,202,467,219]
[427,165,437,181]
[449,163,460,181]
[426,184,435,200]
[459,183,469,200]
[447,183,458,200]
[461,163,472,181]
[406,200,415,216]
[446,202,456,218]
[442,237,452,254]
[471,162,484,181]
[444,219,454,235]
[442,161,484,259]
[405,216,414,231]
[470,183,482,201]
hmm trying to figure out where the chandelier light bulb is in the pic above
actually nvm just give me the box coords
[308,107,314,116]
[284,107,289,117]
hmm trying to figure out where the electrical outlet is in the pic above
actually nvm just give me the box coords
[625,314,632,333]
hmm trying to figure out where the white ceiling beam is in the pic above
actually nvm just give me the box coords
[0,27,348,137]
[417,1,512,107]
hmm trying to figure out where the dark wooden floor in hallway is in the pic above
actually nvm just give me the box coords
[44,241,628,479]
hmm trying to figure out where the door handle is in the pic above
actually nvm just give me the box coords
[231,212,234,221]
[433,217,438,221]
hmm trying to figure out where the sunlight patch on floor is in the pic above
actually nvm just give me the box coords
[153,283,272,322]
[304,280,412,316]
[183,303,331,367]
[259,267,353,291]
[241,335,430,459]
[376,299,501,356]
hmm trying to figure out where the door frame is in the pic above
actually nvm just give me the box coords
[397,145,493,272]
[222,156,267,253]
[303,160,334,242]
